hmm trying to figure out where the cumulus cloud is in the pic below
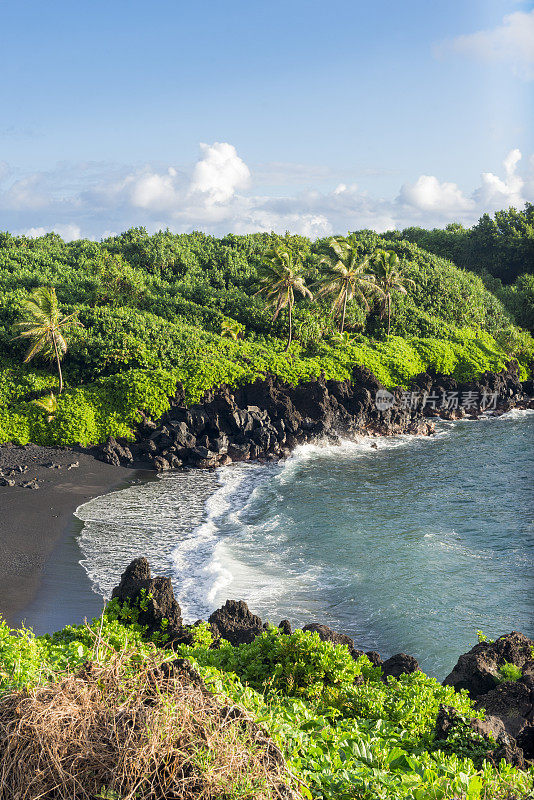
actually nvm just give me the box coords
[437,9,534,79]
[128,167,179,210]
[476,148,525,207]
[22,223,81,241]
[398,175,475,214]
[0,143,531,240]
[190,142,251,203]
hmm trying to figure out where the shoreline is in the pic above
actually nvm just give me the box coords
[2,398,532,632]
[0,443,145,626]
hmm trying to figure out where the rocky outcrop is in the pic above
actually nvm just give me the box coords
[111,557,183,639]
[109,560,534,769]
[442,631,534,699]
[208,600,265,646]
[439,632,534,767]
[434,705,527,769]
[302,623,364,659]
[94,362,533,472]
[475,680,533,740]
[95,368,436,471]
[381,652,419,679]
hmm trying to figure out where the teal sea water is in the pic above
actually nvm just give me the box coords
[76,410,534,678]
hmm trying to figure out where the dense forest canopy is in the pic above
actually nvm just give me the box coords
[394,203,533,284]
[0,204,532,446]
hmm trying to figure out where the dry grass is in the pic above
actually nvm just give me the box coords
[0,653,296,800]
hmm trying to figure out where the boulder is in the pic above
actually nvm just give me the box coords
[152,455,171,472]
[365,651,383,666]
[278,619,292,635]
[111,557,182,638]
[302,623,362,658]
[442,631,534,699]
[98,436,133,466]
[475,680,533,740]
[208,600,264,646]
[381,653,419,679]
[434,705,524,768]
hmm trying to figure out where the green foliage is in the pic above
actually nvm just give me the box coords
[175,630,532,800]
[397,204,534,284]
[497,662,522,683]
[0,224,532,446]
[1,610,532,800]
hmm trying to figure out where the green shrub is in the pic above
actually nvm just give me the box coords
[497,662,522,683]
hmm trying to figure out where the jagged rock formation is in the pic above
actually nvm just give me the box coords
[95,362,533,471]
[439,632,534,767]
[208,600,265,646]
[111,557,183,638]
[442,631,534,698]
[95,368,435,470]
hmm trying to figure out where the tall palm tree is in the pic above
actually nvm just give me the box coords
[254,246,313,351]
[14,287,82,393]
[371,249,415,335]
[315,238,376,333]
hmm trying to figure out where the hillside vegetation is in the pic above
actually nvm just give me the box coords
[0,214,533,447]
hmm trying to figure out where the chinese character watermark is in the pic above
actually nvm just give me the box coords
[375,389,499,412]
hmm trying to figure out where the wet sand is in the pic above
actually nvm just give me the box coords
[0,444,143,627]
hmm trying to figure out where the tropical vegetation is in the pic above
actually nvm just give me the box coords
[0,606,532,799]
[0,204,533,447]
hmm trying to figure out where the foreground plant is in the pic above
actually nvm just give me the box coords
[0,647,294,800]
[13,287,82,394]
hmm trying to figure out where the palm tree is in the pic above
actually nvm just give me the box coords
[31,392,58,422]
[14,287,82,393]
[220,318,243,341]
[315,238,376,333]
[254,246,313,351]
[371,249,415,335]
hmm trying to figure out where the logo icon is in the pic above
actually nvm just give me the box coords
[375,389,395,411]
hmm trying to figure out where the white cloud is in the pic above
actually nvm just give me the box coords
[476,148,525,207]
[190,142,251,203]
[0,144,531,241]
[128,167,179,210]
[438,9,534,79]
[21,223,81,241]
[398,175,475,214]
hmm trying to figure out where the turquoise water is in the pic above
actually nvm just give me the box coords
[77,410,533,678]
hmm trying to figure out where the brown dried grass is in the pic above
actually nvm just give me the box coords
[0,653,296,800]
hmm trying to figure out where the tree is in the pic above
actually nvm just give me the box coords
[371,249,415,335]
[315,238,376,333]
[220,318,243,341]
[254,245,312,351]
[31,392,58,422]
[14,287,82,393]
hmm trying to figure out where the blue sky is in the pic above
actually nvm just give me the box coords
[0,0,532,239]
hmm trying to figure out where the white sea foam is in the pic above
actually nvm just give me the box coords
[75,429,445,617]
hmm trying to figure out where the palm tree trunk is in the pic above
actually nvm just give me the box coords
[340,289,348,333]
[387,294,391,336]
[286,297,293,352]
[52,335,63,394]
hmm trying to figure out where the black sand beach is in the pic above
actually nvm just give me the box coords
[0,444,140,626]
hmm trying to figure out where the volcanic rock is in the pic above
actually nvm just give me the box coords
[381,653,419,679]
[111,557,183,638]
[442,631,534,699]
[208,600,264,646]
